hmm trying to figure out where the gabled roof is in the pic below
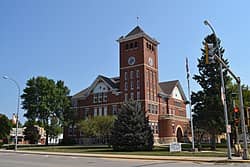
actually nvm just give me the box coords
[101,75,120,90]
[72,75,120,99]
[117,26,159,45]
[72,87,89,99]
[125,26,145,37]
[159,80,187,101]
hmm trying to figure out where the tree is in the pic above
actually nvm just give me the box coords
[47,117,62,143]
[110,100,154,151]
[78,116,115,144]
[0,114,12,143]
[21,76,71,145]
[23,120,40,144]
[192,34,230,150]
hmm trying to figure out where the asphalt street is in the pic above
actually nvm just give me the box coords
[0,152,248,167]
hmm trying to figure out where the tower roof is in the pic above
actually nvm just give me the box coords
[117,26,159,45]
[125,26,145,37]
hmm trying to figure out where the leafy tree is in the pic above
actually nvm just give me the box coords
[78,116,115,144]
[192,34,230,150]
[47,117,62,143]
[78,119,97,137]
[0,114,12,143]
[23,120,40,144]
[94,116,115,141]
[110,100,154,151]
[21,76,70,145]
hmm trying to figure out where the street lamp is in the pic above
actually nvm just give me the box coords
[3,75,20,151]
[203,20,232,159]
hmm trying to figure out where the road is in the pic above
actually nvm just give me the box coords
[0,152,248,167]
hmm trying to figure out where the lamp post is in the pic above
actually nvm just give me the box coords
[203,20,232,159]
[3,76,20,151]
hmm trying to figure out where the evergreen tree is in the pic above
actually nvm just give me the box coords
[192,34,230,150]
[110,100,153,151]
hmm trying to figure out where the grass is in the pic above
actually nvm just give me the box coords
[18,145,228,157]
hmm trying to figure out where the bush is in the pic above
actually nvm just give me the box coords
[59,138,76,146]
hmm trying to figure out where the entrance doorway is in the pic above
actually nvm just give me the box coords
[176,127,183,143]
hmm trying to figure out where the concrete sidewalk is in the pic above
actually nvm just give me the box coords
[0,149,249,163]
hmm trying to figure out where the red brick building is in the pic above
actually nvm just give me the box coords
[65,26,190,144]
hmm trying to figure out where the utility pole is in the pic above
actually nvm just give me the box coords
[206,43,249,160]
[204,20,232,160]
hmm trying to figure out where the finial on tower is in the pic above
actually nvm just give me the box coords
[137,16,139,26]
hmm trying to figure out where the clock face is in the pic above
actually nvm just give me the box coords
[128,56,136,65]
[148,57,153,66]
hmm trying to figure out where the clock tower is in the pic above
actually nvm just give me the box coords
[117,26,159,113]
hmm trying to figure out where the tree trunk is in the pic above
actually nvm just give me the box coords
[211,133,216,150]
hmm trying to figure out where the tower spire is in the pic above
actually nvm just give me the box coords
[136,16,139,26]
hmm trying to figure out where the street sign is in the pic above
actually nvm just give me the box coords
[227,125,231,133]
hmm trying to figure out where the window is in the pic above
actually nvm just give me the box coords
[68,125,73,136]
[103,106,107,116]
[130,71,134,79]
[98,93,102,103]
[84,108,89,119]
[147,92,150,100]
[126,44,129,49]
[130,92,134,100]
[124,72,128,80]
[174,101,182,107]
[125,93,128,102]
[137,91,140,100]
[112,105,117,115]
[103,93,107,102]
[148,104,151,112]
[136,70,140,78]
[130,43,133,48]
[93,94,97,103]
[130,81,134,90]
[94,107,98,116]
[134,41,138,47]
[137,80,140,89]
[125,82,128,91]
[99,107,102,116]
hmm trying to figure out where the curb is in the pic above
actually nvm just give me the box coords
[1,149,250,163]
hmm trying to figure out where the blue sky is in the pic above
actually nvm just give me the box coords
[1,0,250,123]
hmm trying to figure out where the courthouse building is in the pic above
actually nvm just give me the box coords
[65,26,190,144]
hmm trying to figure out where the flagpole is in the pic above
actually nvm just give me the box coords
[186,57,195,151]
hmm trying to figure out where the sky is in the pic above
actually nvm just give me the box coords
[1,0,250,123]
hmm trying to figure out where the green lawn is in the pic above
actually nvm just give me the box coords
[19,145,228,157]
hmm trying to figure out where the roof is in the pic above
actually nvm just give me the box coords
[72,75,120,99]
[100,75,120,90]
[159,80,179,95]
[117,26,159,45]
[159,80,187,101]
[125,26,145,37]
[72,87,89,99]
